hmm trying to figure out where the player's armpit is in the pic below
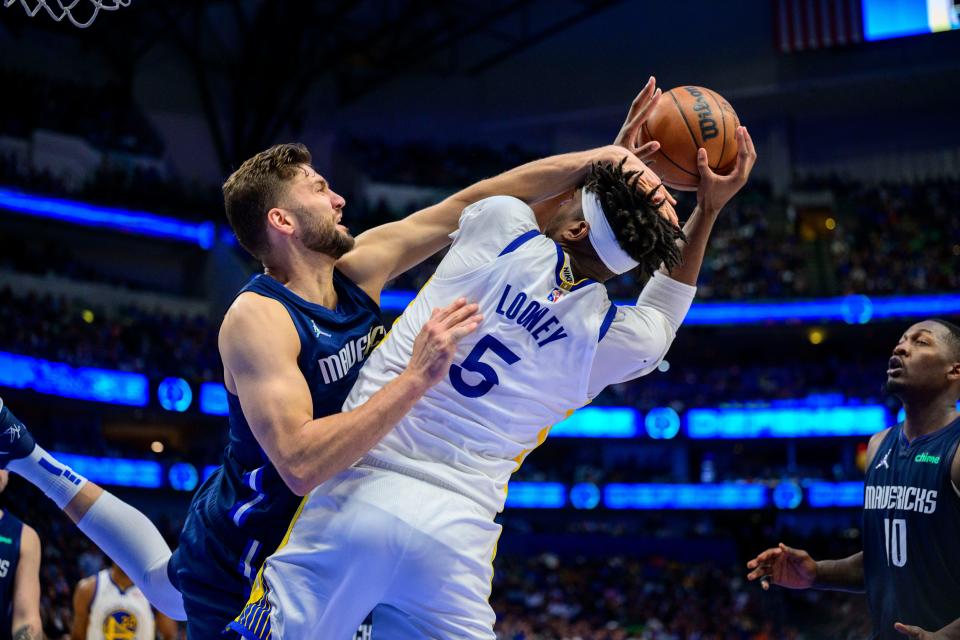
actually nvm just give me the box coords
[11,526,41,640]
[587,304,675,400]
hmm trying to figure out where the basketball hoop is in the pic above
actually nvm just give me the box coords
[3,0,130,29]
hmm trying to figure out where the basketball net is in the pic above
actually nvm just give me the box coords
[3,0,130,28]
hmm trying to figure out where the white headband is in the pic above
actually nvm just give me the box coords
[582,189,639,275]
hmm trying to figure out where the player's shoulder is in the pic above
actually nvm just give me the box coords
[18,523,38,547]
[219,292,299,365]
[17,523,39,562]
[74,572,97,596]
[73,571,98,609]
[221,292,294,340]
[460,195,536,226]
[865,426,895,467]
[471,194,531,210]
[869,426,894,446]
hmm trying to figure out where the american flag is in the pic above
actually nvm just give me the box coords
[775,0,865,52]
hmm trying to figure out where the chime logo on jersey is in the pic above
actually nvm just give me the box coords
[317,325,386,384]
[914,452,941,464]
[102,609,138,640]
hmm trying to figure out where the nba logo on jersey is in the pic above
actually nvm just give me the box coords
[103,609,138,640]
[547,287,565,303]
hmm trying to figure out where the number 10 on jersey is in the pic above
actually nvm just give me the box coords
[884,517,907,568]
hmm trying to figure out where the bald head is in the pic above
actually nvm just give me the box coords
[886,319,960,401]
[930,318,960,360]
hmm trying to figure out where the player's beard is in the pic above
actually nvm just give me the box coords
[298,210,355,259]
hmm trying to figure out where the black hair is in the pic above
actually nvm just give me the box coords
[930,318,960,360]
[583,158,685,277]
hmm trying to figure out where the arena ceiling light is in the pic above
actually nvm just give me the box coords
[0,187,215,249]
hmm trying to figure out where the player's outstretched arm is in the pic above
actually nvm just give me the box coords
[338,144,634,299]
[746,543,865,593]
[220,294,482,496]
[11,526,42,640]
[660,125,757,287]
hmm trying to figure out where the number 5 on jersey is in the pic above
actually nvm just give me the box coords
[450,334,520,398]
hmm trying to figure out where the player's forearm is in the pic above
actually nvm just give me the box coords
[455,145,627,213]
[278,371,431,495]
[659,204,719,287]
[813,552,865,592]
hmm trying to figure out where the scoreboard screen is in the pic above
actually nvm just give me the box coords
[863,0,960,40]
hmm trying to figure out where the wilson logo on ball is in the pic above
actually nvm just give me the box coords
[639,85,740,191]
[684,87,719,141]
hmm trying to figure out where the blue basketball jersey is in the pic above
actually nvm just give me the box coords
[863,417,960,639]
[0,512,22,640]
[170,270,384,637]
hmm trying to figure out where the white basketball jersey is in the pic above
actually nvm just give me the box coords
[346,196,618,514]
[86,569,155,640]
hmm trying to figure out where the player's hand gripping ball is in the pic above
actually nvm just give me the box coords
[639,86,740,190]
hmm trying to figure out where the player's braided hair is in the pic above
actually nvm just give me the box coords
[583,158,685,277]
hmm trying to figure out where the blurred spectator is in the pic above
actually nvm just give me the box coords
[0,70,163,156]
[0,287,219,382]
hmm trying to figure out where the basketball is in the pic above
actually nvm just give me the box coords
[640,86,740,190]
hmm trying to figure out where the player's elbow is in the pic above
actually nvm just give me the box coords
[276,456,336,497]
[275,460,314,497]
[270,422,350,495]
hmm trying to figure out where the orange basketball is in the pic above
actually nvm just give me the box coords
[640,86,740,191]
